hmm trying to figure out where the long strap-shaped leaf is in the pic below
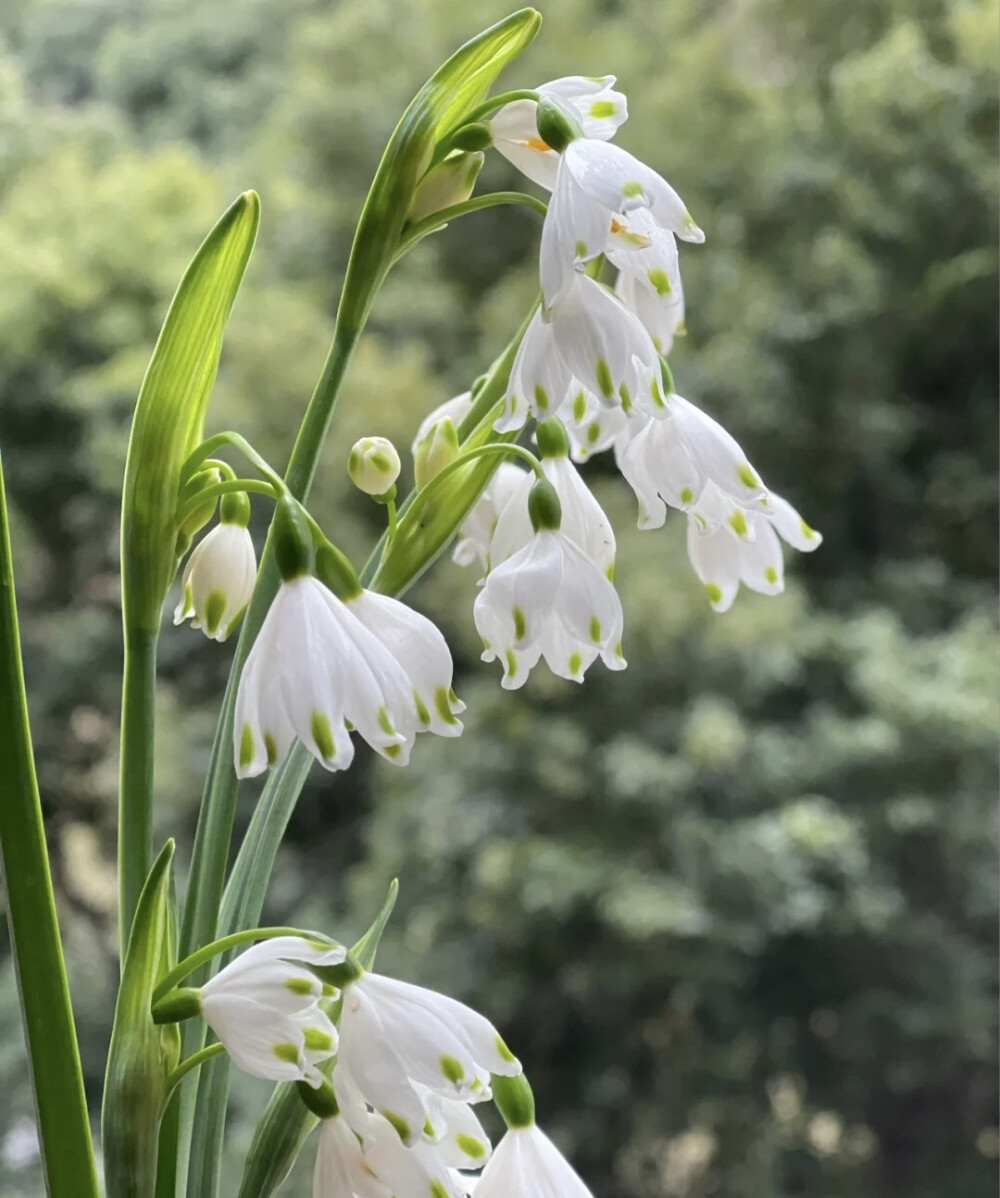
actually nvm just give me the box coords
[0,452,100,1198]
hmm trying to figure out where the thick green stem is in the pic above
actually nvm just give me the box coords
[119,623,158,953]
[0,454,100,1198]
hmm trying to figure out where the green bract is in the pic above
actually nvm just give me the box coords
[102,842,179,1198]
[337,8,540,334]
[120,191,260,634]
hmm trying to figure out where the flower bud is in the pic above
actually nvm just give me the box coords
[413,416,460,489]
[348,436,401,497]
[408,152,485,223]
[176,467,222,553]
[449,122,494,152]
[527,476,562,532]
[534,94,584,153]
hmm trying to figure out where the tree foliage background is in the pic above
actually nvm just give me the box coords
[0,0,996,1195]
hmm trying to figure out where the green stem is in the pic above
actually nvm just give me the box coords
[0,454,100,1197]
[180,431,285,490]
[119,623,158,953]
[397,191,546,258]
[165,1044,227,1099]
[384,496,398,546]
[154,926,335,1004]
[175,478,278,527]
[453,87,541,128]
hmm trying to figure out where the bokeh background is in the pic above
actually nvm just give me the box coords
[0,0,997,1194]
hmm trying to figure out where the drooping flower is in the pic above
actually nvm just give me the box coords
[335,971,520,1144]
[495,276,662,433]
[615,267,685,357]
[472,1125,595,1198]
[474,475,626,691]
[614,393,769,529]
[313,1106,464,1198]
[562,387,629,463]
[173,520,257,642]
[686,486,823,612]
[489,75,628,190]
[233,575,417,777]
[199,937,345,1087]
[488,425,616,578]
[345,590,465,737]
[452,462,526,572]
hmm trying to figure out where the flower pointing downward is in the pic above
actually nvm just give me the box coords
[174,493,257,642]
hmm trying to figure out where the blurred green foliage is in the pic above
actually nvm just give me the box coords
[0,0,996,1195]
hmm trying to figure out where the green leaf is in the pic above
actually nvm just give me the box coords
[102,841,178,1198]
[337,9,540,333]
[120,191,260,634]
[235,884,400,1198]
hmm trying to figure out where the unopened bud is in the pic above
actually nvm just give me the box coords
[527,477,562,532]
[408,152,484,223]
[414,416,460,490]
[449,123,493,153]
[176,467,222,555]
[348,437,401,497]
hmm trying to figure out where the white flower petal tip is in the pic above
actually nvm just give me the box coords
[233,577,426,779]
[173,523,257,642]
[453,463,528,574]
[346,591,465,740]
[200,937,344,1086]
[472,1125,595,1198]
[336,972,520,1143]
[473,530,626,690]
[412,392,474,458]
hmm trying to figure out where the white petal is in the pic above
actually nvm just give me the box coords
[484,470,534,570]
[614,413,704,529]
[543,456,616,575]
[562,386,630,462]
[738,519,785,595]
[615,269,685,356]
[553,536,625,669]
[668,394,769,506]
[496,309,573,431]
[475,1126,595,1198]
[686,520,742,612]
[540,159,611,310]
[766,491,823,552]
[540,76,628,141]
[453,463,529,572]
[412,391,474,455]
[563,139,704,242]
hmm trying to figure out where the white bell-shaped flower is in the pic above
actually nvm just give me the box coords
[562,387,630,463]
[490,75,628,191]
[420,1090,493,1171]
[233,575,418,778]
[686,486,823,612]
[173,521,257,642]
[496,276,661,433]
[346,590,465,738]
[615,267,685,356]
[615,393,770,529]
[474,518,626,689]
[313,1106,463,1198]
[488,433,616,579]
[336,971,521,1144]
[472,1125,595,1198]
[200,937,345,1087]
[453,462,528,572]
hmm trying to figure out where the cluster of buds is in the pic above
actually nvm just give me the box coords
[153,924,594,1198]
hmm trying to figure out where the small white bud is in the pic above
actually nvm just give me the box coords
[413,416,460,490]
[348,436,401,497]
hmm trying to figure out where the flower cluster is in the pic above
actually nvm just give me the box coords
[170,71,820,780]
[163,930,589,1198]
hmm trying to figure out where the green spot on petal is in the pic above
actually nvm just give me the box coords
[738,463,759,490]
[595,358,614,399]
[589,99,616,118]
[434,685,459,726]
[680,486,694,505]
[505,648,518,678]
[303,1027,334,1053]
[382,1110,411,1142]
[457,1133,487,1160]
[728,509,749,538]
[239,723,255,769]
[414,691,431,727]
[264,732,278,765]
[589,616,602,643]
[310,711,337,760]
[622,180,644,198]
[431,1184,449,1198]
[272,1042,299,1065]
[513,605,527,640]
[203,590,227,633]
[572,391,587,422]
[377,705,396,736]
[440,1054,465,1083]
[384,743,402,759]
[800,518,817,539]
[587,422,601,444]
[647,268,672,296]
[534,383,549,411]
[619,382,632,412]
[575,238,587,258]
[285,976,315,996]
[765,566,779,584]
[705,583,723,605]
[568,652,582,676]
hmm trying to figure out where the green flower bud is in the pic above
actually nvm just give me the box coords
[220,488,252,528]
[449,122,494,152]
[348,436,402,497]
[177,467,222,542]
[528,477,562,532]
[408,152,485,223]
[296,1079,340,1120]
[414,416,460,490]
[534,93,584,153]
